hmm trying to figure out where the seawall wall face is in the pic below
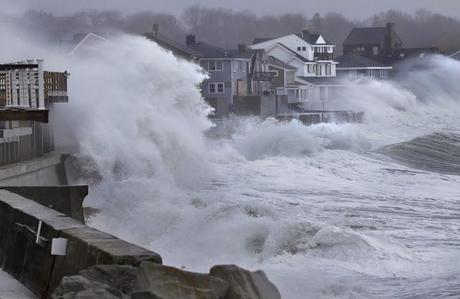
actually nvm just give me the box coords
[0,190,162,298]
[1,186,88,223]
[0,152,68,186]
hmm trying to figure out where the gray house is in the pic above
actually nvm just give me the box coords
[185,37,255,117]
[144,25,286,117]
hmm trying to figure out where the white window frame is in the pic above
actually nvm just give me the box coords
[209,82,225,94]
[271,70,279,77]
[208,60,223,71]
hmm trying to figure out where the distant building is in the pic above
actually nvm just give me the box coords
[336,54,392,80]
[250,29,341,109]
[186,36,274,116]
[0,60,69,166]
[343,23,403,62]
[341,23,441,76]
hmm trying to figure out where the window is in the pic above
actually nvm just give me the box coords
[302,47,306,51]
[271,70,279,77]
[209,83,224,93]
[297,46,302,51]
[208,60,223,71]
[326,64,331,76]
[308,64,314,73]
[373,46,379,56]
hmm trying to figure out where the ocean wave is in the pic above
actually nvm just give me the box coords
[234,119,370,160]
[377,132,460,175]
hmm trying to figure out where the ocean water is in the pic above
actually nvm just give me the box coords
[46,36,460,298]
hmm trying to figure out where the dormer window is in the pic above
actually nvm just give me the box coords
[297,46,302,51]
[302,47,306,51]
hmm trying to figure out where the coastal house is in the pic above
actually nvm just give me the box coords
[340,23,441,77]
[186,37,284,116]
[0,60,69,166]
[144,25,285,116]
[250,29,341,109]
[343,23,402,62]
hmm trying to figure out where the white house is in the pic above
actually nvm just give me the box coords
[250,30,340,109]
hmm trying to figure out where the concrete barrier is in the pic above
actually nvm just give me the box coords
[0,152,68,186]
[0,190,162,298]
[0,186,88,223]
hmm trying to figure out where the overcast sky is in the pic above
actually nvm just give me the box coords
[2,0,460,19]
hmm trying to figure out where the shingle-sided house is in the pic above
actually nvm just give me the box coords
[343,23,403,62]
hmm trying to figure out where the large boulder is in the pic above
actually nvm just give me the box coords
[209,265,281,299]
[131,262,229,299]
[52,262,282,299]
[51,264,137,299]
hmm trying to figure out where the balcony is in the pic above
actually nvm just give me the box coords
[314,53,334,61]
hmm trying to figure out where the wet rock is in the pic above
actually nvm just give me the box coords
[131,261,229,299]
[51,264,137,299]
[209,265,281,299]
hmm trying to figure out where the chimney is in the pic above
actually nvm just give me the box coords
[152,23,159,37]
[384,22,395,56]
[186,34,196,46]
[238,43,247,53]
[301,28,310,38]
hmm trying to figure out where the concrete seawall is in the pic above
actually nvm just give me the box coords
[0,152,68,186]
[0,190,162,298]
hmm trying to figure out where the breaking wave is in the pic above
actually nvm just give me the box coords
[378,132,460,175]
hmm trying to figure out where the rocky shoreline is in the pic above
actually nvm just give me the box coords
[52,262,281,299]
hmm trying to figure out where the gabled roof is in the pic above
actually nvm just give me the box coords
[296,33,333,45]
[253,38,272,44]
[145,33,202,59]
[343,27,387,46]
[185,42,254,59]
[450,50,460,61]
[336,54,391,69]
[270,42,312,63]
[69,32,107,55]
[268,56,296,70]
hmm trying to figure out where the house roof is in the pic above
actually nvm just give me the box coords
[145,33,202,59]
[62,32,106,55]
[297,76,345,86]
[273,43,312,63]
[336,54,391,69]
[343,27,387,46]
[450,50,460,61]
[268,56,296,70]
[184,41,253,59]
[253,38,272,44]
[296,33,333,45]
